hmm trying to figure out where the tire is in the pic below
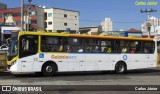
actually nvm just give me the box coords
[42,63,56,76]
[115,62,127,74]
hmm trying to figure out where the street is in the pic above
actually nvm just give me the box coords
[1,68,160,85]
[1,68,160,93]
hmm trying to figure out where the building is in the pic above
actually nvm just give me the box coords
[141,16,160,38]
[101,30,142,38]
[0,26,21,45]
[79,26,102,35]
[0,5,45,31]
[44,8,80,33]
[0,5,45,44]
[0,5,80,33]
[141,16,160,32]
[101,18,112,32]
[0,3,7,9]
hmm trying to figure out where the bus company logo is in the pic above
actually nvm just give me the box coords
[2,86,11,91]
[51,55,77,59]
[123,55,128,60]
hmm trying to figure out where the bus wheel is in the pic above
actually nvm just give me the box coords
[115,62,127,74]
[42,63,56,76]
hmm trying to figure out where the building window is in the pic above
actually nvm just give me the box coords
[48,22,52,25]
[75,16,77,18]
[48,13,52,17]
[44,12,47,20]
[6,22,14,26]
[12,13,21,17]
[31,20,37,24]
[64,23,67,26]
[0,14,4,18]
[64,14,67,18]
[16,21,21,25]
[0,22,4,25]
[31,11,37,15]
[75,24,77,26]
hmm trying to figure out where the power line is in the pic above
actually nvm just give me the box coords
[35,15,144,24]
[80,19,144,23]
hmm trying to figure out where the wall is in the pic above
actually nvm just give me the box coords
[36,6,45,31]
[45,8,79,32]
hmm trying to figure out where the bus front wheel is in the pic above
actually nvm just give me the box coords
[115,62,127,74]
[42,63,56,76]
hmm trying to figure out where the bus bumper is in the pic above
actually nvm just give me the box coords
[9,62,19,72]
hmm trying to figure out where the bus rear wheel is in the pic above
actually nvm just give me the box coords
[115,62,126,74]
[42,63,56,76]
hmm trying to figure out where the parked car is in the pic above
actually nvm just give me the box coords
[0,44,8,51]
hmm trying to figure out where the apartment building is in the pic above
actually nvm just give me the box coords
[44,8,80,33]
[0,3,7,9]
[101,18,112,31]
[0,5,80,33]
[0,5,44,31]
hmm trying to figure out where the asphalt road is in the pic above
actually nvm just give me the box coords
[1,68,160,94]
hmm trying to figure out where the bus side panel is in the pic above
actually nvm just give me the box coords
[49,54,85,72]
[33,54,45,72]
[98,54,111,70]
[20,55,37,72]
[127,54,156,70]
[85,54,99,71]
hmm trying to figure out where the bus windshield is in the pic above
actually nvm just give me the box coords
[8,32,18,57]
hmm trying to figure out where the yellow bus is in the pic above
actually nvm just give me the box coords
[4,31,157,76]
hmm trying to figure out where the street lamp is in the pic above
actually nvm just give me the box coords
[145,20,152,38]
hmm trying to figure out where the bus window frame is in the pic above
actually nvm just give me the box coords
[19,35,38,58]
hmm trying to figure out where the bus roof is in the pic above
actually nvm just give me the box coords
[18,31,154,41]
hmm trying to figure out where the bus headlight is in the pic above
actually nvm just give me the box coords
[11,61,16,66]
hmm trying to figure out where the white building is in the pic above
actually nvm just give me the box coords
[101,18,112,31]
[141,16,160,32]
[44,8,80,32]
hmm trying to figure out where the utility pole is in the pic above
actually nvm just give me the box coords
[27,0,32,31]
[140,9,157,20]
[141,9,157,38]
[21,0,24,31]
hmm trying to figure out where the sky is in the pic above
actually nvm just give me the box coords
[0,0,160,30]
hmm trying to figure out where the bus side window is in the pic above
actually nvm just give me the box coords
[19,35,38,58]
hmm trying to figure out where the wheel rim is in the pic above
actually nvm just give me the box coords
[118,65,124,72]
[46,66,53,73]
